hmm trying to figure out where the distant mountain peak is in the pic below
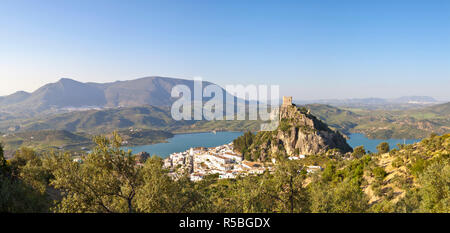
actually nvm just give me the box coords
[392,96,437,103]
[295,95,439,110]
[57,77,81,84]
[11,90,30,96]
[0,76,230,115]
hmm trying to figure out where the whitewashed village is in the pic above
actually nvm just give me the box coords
[71,96,326,181]
[162,142,322,182]
[72,141,322,182]
[161,96,324,181]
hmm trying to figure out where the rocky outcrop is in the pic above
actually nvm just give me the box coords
[135,151,150,163]
[244,104,352,161]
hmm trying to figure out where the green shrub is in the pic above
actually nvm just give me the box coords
[391,157,403,168]
[376,142,390,154]
[279,120,291,133]
[372,167,387,181]
[409,157,427,177]
[352,146,366,158]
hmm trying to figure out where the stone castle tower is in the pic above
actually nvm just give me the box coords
[282,96,292,107]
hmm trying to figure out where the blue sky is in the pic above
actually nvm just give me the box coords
[1,0,449,100]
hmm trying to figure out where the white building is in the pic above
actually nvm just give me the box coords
[306,165,322,173]
[219,171,237,179]
[190,173,205,182]
[73,158,83,163]
[221,152,242,162]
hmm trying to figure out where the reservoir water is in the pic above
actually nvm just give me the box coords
[346,133,420,153]
[123,131,244,158]
[125,132,421,158]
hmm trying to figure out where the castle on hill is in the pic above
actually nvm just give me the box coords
[282,96,292,107]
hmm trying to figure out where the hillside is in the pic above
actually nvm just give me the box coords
[296,96,440,110]
[415,101,450,116]
[0,130,91,158]
[0,76,234,115]
[362,134,449,212]
[1,101,448,142]
[0,75,447,141]
[233,103,352,161]
[1,128,448,213]
[0,105,262,134]
[303,104,360,134]
[0,129,173,158]
[305,102,450,139]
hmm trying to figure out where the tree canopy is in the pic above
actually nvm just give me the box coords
[0,133,448,213]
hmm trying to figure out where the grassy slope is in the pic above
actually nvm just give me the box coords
[362,134,449,207]
[0,130,92,157]
[306,102,450,139]
[0,103,448,157]
[0,129,173,158]
[4,103,448,140]
[0,105,261,157]
[0,105,262,134]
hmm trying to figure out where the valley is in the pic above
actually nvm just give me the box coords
[305,102,450,139]
[1,96,448,158]
[1,77,448,144]
[0,129,173,158]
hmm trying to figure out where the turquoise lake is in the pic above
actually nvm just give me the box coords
[346,133,420,153]
[125,132,421,158]
[123,131,244,158]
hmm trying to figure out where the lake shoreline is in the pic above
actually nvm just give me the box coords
[123,131,244,158]
[124,131,421,158]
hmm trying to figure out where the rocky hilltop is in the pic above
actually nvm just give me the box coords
[277,103,353,155]
[234,99,353,161]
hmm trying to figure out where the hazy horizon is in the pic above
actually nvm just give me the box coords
[1,76,449,102]
[1,0,449,100]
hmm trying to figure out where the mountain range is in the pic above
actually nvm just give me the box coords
[0,76,448,140]
[0,76,231,115]
[1,76,443,115]
[295,96,440,110]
